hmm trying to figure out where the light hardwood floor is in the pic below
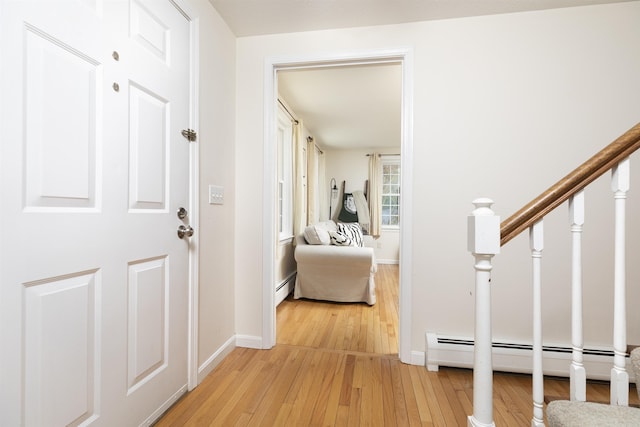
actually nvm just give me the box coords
[156,264,638,426]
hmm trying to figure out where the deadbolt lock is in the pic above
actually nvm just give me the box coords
[177,207,188,220]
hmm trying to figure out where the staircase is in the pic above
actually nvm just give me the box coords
[547,349,640,426]
[467,123,640,426]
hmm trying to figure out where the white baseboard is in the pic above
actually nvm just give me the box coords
[197,335,236,384]
[410,350,426,366]
[141,384,187,426]
[236,334,263,349]
[197,334,270,385]
[377,259,399,265]
[426,332,634,381]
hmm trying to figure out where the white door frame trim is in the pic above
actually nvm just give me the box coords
[262,47,414,364]
[171,0,200,391]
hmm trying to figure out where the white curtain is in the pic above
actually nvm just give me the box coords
[368,152,382,237]
[292,121,305,236]
[318,152,327,221]
[306,139,318,225]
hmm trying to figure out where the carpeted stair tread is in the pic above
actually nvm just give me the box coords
[631,347,640,400]
[548,348,640,426]
[547,401,640,426]
[545,395,640,408]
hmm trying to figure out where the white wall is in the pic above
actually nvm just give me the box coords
[235,3,640,355]
[324,148,401,263]
[374,229,400,265]
[192,0,237,370]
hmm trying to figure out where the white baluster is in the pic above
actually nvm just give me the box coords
[569,190,586,401]
[467,198,500,427]
[611,158,630,406]
[530,220,544,427]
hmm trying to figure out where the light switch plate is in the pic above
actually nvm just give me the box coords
[209,185,224,205]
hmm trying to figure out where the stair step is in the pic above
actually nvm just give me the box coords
[547,400,640,426]
[546,395,640,408]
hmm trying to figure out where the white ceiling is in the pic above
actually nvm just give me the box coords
[278,63,402,150]
[208,0,631,37]
[209,0,633,151]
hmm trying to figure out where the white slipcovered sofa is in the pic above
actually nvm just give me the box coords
[294,221,377,305]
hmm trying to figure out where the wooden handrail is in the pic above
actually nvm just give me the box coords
[501,122,640,246]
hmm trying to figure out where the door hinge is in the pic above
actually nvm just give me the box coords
[181,128,197,142]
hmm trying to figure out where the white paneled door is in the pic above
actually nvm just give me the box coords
[0,1,193,425]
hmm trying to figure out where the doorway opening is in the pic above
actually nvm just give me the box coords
[262,49,414,364]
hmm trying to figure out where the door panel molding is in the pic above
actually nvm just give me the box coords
[23,24,101,211]
[127,256,169,394]
[23,269,101,427]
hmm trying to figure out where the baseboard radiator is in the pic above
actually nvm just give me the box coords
[275,272,296,306]
[426,333,635,382]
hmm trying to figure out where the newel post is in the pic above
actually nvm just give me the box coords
[467,198,500,427]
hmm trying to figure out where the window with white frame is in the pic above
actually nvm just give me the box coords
[277,107,293,240]
[381,158,400,228]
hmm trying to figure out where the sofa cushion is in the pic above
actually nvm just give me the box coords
[304,224,331,245]
[337,222,363,247]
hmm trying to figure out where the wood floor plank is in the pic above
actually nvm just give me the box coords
[335,405,349,425]
[389,358,410,426]
[358,305,370,352]
[370,356,385,423]
[320,352,347,426]
[307,352,340,424]
[380,358,399,425]
[424,370,453,426]
[408,365,435,424]
[155,368,241,426]
[399,360,423,426]
[431,370,459,424]
[243,348,307,425]
[156,265,640,426]
[294,351,332,426]
[218,357,282,425]
[192,359,267,425]
[437,370,469,426]
[347,386,362,426]
[339,353,356,407]
[359,357,375,426]
[272,402,294,426]
[492,375,525,425]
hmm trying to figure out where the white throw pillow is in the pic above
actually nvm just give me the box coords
[337,222,363,247]
[318,220,338,232]
[303,224,331,245]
